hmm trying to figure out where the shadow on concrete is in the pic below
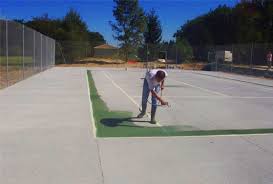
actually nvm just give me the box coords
[164,85,185,88]
[100,117,150,128]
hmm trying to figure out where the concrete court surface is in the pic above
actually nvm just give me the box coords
[92,68,273,130]
[0,67,273,184]
[0,67,103,184]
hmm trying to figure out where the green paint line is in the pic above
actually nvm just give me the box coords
[87,70,168,137]
[87,70,273,138]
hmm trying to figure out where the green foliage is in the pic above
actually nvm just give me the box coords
[174,1,273,45]
[22,9,105,64]
[176,38,193,63]
[144,9,162,44]
[62,9,89,41]
[136,9,163,62]
[25,14,63,39]
[110,0,146,62]
[25,9,105,44]
[0,56,32,65]
[88,32,106,46]
[174,5,233,45]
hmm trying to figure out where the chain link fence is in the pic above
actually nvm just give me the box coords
[56,41,92,64]
[206,43,273,77]
[0,19,55,89]
[55,40,273,78]
[56,42,193,67]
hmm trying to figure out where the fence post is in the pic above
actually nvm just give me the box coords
[40,34,42,71]
[22,24,25,79]
[215,46,218,71]
[53,40,56,66]
[6,19,8,86]
[33,31,35,73]
[85,42,88,58]
[146,44,148,71]
[231,44,233,73]
[0,22,1,85]
[146,44,148,63]
[45,37,47,69]
[176,44,178,65]
[250,42,253,71]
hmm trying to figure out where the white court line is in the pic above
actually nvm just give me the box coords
[86,71,105,183]
[132,95,273,99]
[226,96,273,99]
[103,71,164,128]
[193,72,273,92]
[169,78,229,97]
[103,72,141,108]
[98,133,273,139]
[86,72,97,138]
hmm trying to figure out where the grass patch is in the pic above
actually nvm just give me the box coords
[0,56,33,66]
[87,70,273,137]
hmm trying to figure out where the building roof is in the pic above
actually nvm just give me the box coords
[94,44,118,49]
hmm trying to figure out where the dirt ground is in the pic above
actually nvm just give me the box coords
[0,68,41,89]
[57,61,206,70]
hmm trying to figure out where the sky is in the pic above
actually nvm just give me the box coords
[0,0,238,46]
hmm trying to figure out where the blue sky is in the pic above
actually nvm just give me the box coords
[0,0,237,46]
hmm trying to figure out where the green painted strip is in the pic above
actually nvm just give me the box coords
[87,70,273,137]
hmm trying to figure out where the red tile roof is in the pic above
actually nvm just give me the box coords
[94,44,118,49]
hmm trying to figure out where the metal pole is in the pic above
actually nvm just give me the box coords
[176,44,178,65]
[33,31,35,73]
[50,39,52,67]
[146,44,148,71]
[40,34,42,71]
[165,49,168,68]
[57,42,66,64]
[85,43,87,57]
[45,37,47,69]
[250,42,254,72]
[6,19,8,86]
[0,22,1,83]
[53,40,56,66]
[22,24,25,79]
[231,44,233,73]
[216,53,218,72]
[146,44,148,62]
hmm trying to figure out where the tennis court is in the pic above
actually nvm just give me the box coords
[1,67,273,184]
[88,68,273,137]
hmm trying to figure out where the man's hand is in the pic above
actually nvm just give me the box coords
[161,101,169,106]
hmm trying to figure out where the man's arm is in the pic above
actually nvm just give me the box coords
[161,80,165,90]
[150,90,168,105]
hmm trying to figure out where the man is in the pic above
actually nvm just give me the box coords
[267,51,272,70]
[137,69,168,124]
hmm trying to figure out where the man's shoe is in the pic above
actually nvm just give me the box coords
[150,119,157,124]
[150,108,157,124]
[137,112,146,118]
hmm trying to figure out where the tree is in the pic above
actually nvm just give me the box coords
[174,1,273,45]
[88,32,106,46]
[176,38,193,63]
[23,9,106,63]
[144,9,162,44]
[25,14,63,39]
[110,0,146,62]
[143,9,162,61]
[88,31,106,56]
[62,8,89,41]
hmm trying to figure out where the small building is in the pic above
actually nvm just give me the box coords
[215,51,233,63]
[94,44,119,58]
